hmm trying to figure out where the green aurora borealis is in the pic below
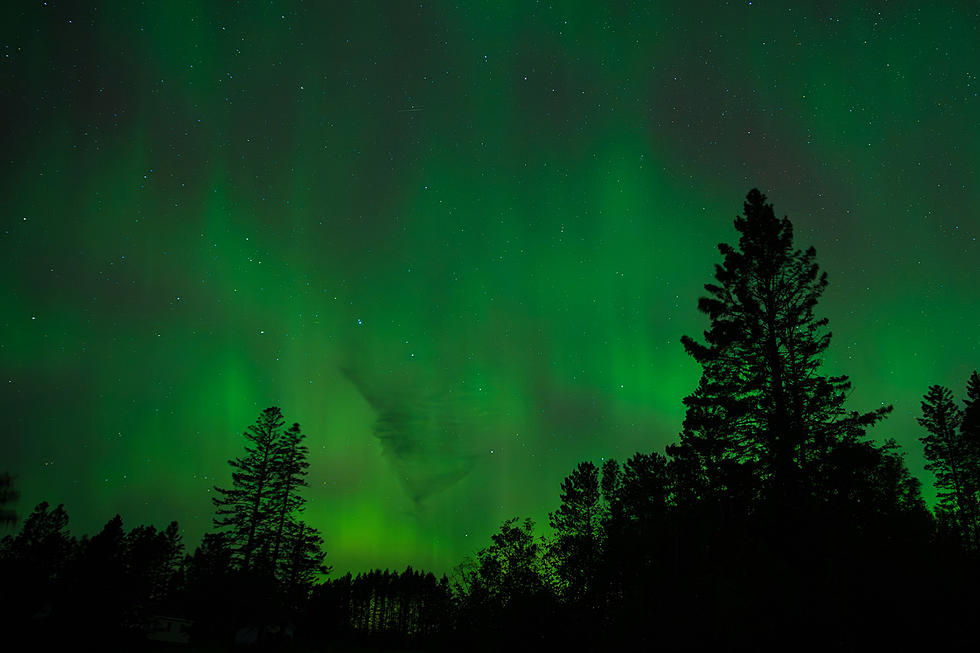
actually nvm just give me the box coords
[1,1,977,574]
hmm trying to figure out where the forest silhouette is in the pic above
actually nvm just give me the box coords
[1,189,978,651]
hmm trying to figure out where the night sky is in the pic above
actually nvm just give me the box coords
[1,1,977,574]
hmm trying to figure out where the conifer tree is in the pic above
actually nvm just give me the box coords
[919,381,977,547]
[280,519,329,595]
[270,422,310,573]
[607,452,671,532]
[548,462,604,602]
[962,371,980,513]
[182,532,235,623]
[0,502,74,627]
[674,189,892,512]
[212,406,285,571]
[2,501,73,583]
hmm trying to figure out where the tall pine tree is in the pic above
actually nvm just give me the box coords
[548,461,604,603]
[212,407,327,591]
[919,378,979,548]
[212,406,285,572]
[673,189,893,514]
[269,422,310,574]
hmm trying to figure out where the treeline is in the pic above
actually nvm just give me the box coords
[1,189,978,650]
[0,499,455,648]
[0,504,185,643]
[450,369,979,651]
[0,407,331,648]
[306,567,452,644]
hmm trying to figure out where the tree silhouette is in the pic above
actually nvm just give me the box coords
[124,521,184,615]
[181,531,236,634]
[608,452,670,528]
[962,371,980,529]
[647,189,933,648]
[280,518,330,597]
[69,514,130,636]
[477,518,546,604]
[2,501,73,571]
[547,461,604,603]
[270,422,310,574]
[673,189,892,515]
[205,405,329,643]
[919,381,977,547]
[0,501,73,623]
[306,566,451,647]
[212,406,286,571]
[457,517,551,646]
[185,531,234,592]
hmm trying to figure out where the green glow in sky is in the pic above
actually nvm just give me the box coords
[1,1,977,573]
